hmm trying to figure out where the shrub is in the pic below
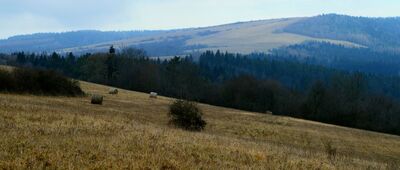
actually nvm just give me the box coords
[168,100,206,131]
[0,67,84,96]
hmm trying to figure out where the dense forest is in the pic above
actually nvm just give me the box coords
[271,41,400,75]
[283,14,400,50]
[2,48,400,135]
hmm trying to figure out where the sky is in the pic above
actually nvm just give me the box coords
[0,0,399,39]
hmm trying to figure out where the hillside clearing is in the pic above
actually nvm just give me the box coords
[59,18,362,55]
[0,81,399,169]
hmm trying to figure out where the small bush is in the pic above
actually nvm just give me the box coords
[0,67,84,96]
[168,100,206,131]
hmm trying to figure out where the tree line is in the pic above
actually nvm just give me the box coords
[283,14,400,49]
[271,41,400,76]
[3,48,400,135]
[0,67,83,96]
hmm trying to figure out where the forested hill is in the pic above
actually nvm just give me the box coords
[5,14,400,55]
[0,30,165,53]
[271,42,400,75]
[283,14,400,50]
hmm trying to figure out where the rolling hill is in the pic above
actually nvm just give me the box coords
[1,14,387,56]
[58,17,362,56]
[0,80,399,169]
[0,30,165,54]
[283,14,400,51]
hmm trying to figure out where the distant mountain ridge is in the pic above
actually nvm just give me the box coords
[55,17,362,56]
[0,30,165,53]
[1,14,400,56]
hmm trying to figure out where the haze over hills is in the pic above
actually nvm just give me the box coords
[2,0,400,168]
[0,30,165,54]
[1,14,400,56]
[1,11,400,169]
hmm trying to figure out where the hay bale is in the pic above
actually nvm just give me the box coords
[149,92,158,98]
[91,94,103,105]
[109,88,118,94]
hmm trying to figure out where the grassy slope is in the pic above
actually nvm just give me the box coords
[60,18,362,55]
[0,81,399,169]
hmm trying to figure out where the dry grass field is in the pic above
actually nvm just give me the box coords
[0,81,399,169]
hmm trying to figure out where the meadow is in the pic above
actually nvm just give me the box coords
[0,81,399,169]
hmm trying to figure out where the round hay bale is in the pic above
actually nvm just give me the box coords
[149,92,158,98]
[265,111,273,115]
[91,94,103,105]
[109,88,118,94]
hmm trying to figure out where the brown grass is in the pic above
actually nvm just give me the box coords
[0,81,399,169]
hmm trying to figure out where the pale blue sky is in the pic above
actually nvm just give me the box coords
[0,0,399,39]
